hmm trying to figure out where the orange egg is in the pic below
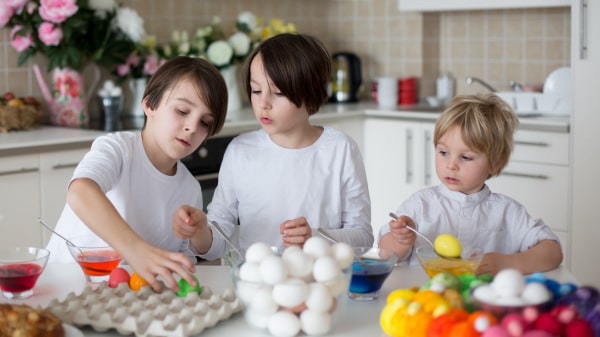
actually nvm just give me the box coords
[129,272,149,291]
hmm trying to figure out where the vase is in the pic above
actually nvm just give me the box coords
[125,78,147,130]
[33,64,100,128]
[220,65,243,120]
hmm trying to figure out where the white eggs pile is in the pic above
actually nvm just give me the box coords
[234,237,355,337]
[472,268,552,307]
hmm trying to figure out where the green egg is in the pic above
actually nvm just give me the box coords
[176,275,202,297]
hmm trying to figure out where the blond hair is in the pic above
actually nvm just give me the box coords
[433,93,519,176]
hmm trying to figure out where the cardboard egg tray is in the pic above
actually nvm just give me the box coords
[46,282,242,337]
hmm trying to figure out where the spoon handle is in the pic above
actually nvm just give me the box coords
[317,227,338,244]
[388,212,435,247]
[210,221,242,258]
[37,217,76,246]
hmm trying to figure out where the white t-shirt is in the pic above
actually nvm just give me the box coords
[379,184,560,265]
[202,126,373,259]
[46,131,202,263]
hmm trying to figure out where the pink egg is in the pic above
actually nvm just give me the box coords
[481,325,511,337]
[108,267,130,288]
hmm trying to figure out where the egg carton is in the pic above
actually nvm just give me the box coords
[45,282,242,337]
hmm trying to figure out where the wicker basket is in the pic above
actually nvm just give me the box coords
[0,105,42,133]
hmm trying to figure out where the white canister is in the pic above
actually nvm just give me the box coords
[436,72,455,102]
[377,77,398,108]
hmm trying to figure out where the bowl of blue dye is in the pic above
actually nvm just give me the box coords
[348,247,398,301]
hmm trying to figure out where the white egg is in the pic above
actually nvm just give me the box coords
[244,309,272,329]
[246,242,274,263]
[260,255,288,285]
[236,279,263,304]
[268,310,301,337]
[249,287,278,314]
[492,268,526,298]
[282,248,314,278]
[273,278,308,308]
[495,296,526,306]
[521,282,551,304]
[303,236,331,259]
[331,242,354,269]
[239,262,262,283]
[312,256,342,283]
[300,309,332,335]
[305,283,334,312]
[472,284,498,304]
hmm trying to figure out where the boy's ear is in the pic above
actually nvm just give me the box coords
[142,97,152,117]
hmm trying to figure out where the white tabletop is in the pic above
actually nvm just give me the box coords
[0,263,578,337]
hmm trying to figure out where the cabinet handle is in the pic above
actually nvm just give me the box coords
[52,163,79,170]
[501,171,548,180]
[424,130,432,185]
[579,0,588,60]
[0,167,39,176]
[514,140,549,147]
[406,130,413,184]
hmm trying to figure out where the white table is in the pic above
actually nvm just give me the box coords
[0,263,578,336]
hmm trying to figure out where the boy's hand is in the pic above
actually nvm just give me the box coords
[280,217,312,247]
[389,215,417,246]
[172,205,207,240]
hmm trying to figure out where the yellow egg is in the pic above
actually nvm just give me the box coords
[433,234,462,258]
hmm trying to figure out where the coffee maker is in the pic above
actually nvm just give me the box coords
[329,52,362,103]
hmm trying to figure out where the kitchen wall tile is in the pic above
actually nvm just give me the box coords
[0,0,570,110]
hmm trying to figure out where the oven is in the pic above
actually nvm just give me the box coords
[181,135,235,211]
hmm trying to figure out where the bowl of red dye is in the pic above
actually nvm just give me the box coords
[66,235,122,284]
[0,247,50,299]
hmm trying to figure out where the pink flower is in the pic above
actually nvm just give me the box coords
[116,64,131,77]
[26,2,38,15]
[39,0,78,24]
[38,22,63,46]
[0,2,14,28]
[7,0,28,12]
[126,54,140,67]
[10,25,33,52]
[143,55,161,76]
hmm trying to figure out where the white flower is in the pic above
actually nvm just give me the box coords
[237,11,257,31]
[178,41,191,55]
[115,7,145,42]
[228,31,251,57]
[206,40,233,67]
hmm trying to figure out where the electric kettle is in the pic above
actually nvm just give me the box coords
[329,52,362,103]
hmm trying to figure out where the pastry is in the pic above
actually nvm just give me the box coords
[0,303,64,337]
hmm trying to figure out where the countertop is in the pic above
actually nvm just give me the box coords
[0,102,570,156]
[0,262,578,337]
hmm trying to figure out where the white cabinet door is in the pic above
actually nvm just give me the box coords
[316,115,365,155]
[39,149,88,245]
[570,0,600,288]
[0,154,41,247]
[364,118,436,238]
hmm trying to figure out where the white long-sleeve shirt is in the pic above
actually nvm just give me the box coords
[379,184,560,265]
[46,132,202,263]
[202,126,373,260]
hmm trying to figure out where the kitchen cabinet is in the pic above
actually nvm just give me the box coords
[364,117,438,237]
[570,0,600,288]
[0,154,42,247]
[398,0,570,12]
[0,148,88,247]
[39,148,88,245]
[486,130,570,266]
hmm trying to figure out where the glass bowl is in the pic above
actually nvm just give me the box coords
[348,247,398,301]
[0,247,50,299]
[231,249,351,336]
[66,235,122,283]
[415,245,483,278]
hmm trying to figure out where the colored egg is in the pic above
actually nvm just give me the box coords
[176,275,202,297]
[129,272,149,291]
[108,267,130,288]
[433,234,462,258]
